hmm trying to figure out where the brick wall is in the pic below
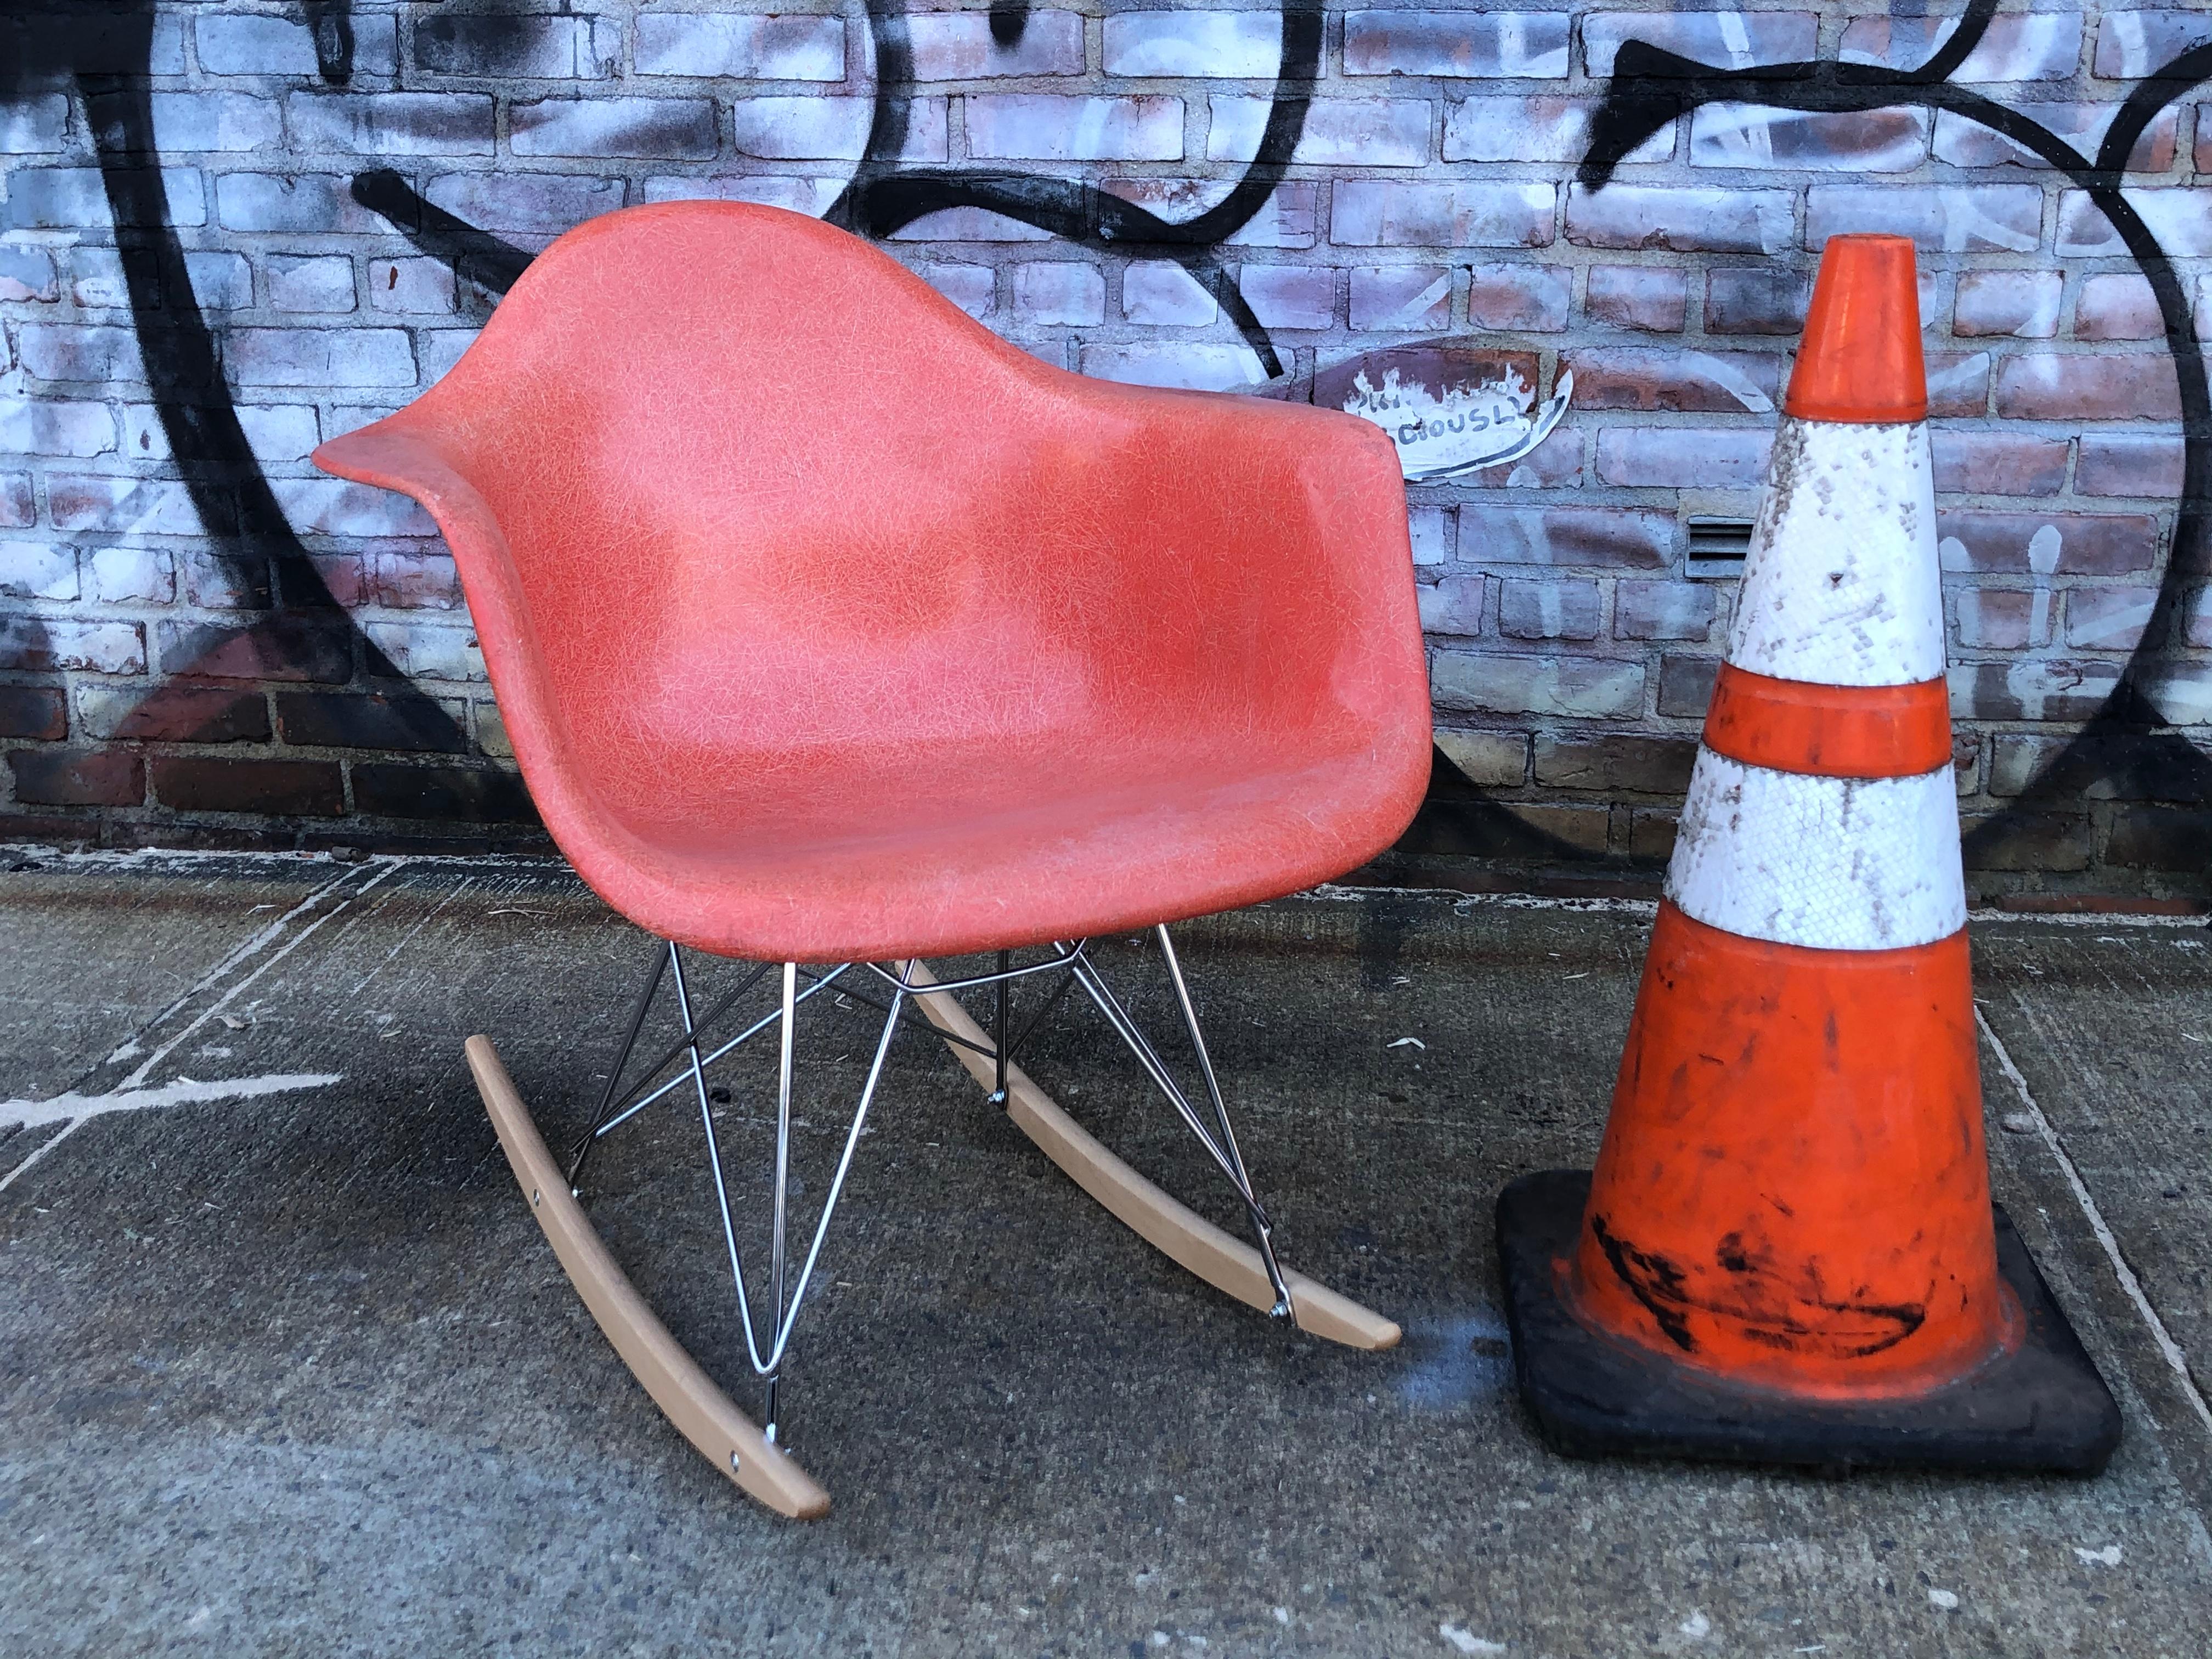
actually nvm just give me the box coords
[2,3,2208,895]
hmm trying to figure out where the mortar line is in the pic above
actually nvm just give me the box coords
[1974,1000,2212,1435]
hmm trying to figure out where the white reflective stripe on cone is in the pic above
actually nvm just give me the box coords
[1665,748,1967,952]
[1726,418,1945,689]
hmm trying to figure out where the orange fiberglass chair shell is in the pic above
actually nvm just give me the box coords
[314,202,1432,1517]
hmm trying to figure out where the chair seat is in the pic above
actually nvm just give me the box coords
[571,731,1420,963]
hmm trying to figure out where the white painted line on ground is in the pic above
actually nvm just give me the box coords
[1,1071,346,1132]
[1975,1001,2212,1435]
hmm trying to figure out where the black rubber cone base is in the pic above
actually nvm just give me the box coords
[1497,1170,2122,1476]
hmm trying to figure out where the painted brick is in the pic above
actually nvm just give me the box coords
[918,264,994,319]
[1690,105,1928,172]
[2191,591,2212,650]
[365,552,462,611]
[967,96,1183,162]
[731,97,946,161]
[151,755,345,817]
[2073,274,2164,342]
[48,476,213,537]
[1931,432,2070,496]
[512,99,719,161]
[2094,11,2212,78]
[1952,269,2061,338]
[2143,665,2212,726]
[1123,262,1216,326]
[1533,735,1698,794]
[1596,428,1770,489]
[644,176,847,217]
[1584,266,1685,331]
[369,257,456,314]
[1948,660,2121,724]
[88,547,176,604]
[1079,345,1256,391]
[284,93,494,157]
[1583,13,1818,77]
[0,247,59,303]
[88,91,282,154]
[1458,506,1672,568]
[1704,267,1808,335]
[1102,179,1318,249]
[121,405,319,466]
[225,328,413,389]
[185,253,255,312]
[18,324,146,385]
[414,15,618,79]
[0,477,33,529]
[2058,189,2212,258]
[1926,351,1993,417]
[1561,348,1780,414]
[2076,434,2184,498]
[0,94,68,153]
[0,686,67,742]
[76,685,267,744]
[1498,579,1601,641]
[0,544,78,601]
[907,12,1083,78]
[1841,12,2081,81]
[1342,13,1570,78]
[1408,506,1454,569]
[1804,185,2042,253]
[635,14,847,80]
[274,479,437,538]
[182,550,267,610]
[2066,586,2162,651]
[1238,265,1333,330]
[421,173,625,235]
[4,168,204,231]
[1465,263,1569,332]
[1332,183,1554,248]
[353,763,537,822]
[0,398,116,459]
[1208,99,1429,168]
[1456,430,1584,490]
[1433,730,1528,787]
[1012,262,1105,326]
[1656,655,1720,717]
[0,616,146,674]
[1349,266,1452,331]
[1563,185,1790,254]
[217,173,402,236]
[266,254,356,313]
[63,249,159,312]
[1994,354,2181,421]
[364,623,485,683]
[1958,809,2096,872]
[197,13,396,78]
[1938,511,2159,575]
[1432,652,1645,719]
[2108,808,2212,870]
[1934,105,2175,172]
[159,617,351,682]
[1443,96,1674,166]
[1418,573,1487,636]
[1955,589,2048,650]
[1990,733,2211,801]
[1104,13,1284,78]
[8,750,144,808]
[1615,580,1717,641]
[274,692,469,754]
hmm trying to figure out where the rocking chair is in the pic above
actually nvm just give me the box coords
[313,202,1431,1516]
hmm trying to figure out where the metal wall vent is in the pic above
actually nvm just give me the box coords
[1685,517,1755,580]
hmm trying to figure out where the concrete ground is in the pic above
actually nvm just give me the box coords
[1,849,2208,1658]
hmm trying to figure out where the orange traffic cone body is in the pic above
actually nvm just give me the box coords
[1496,236,2120,1474]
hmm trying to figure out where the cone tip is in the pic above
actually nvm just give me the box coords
[1783,234,1928,425]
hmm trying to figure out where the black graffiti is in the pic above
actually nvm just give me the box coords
[1581,0,2212,864]
[5,2,464,751]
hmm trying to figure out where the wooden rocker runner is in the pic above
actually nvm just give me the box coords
[314,201,1432,1515]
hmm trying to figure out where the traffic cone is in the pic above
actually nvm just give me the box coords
[1494,235,2120,1474]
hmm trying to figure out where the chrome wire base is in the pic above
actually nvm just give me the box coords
[568,928,1293,1442]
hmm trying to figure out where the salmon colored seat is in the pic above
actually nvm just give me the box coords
[313,202,1430,1516]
